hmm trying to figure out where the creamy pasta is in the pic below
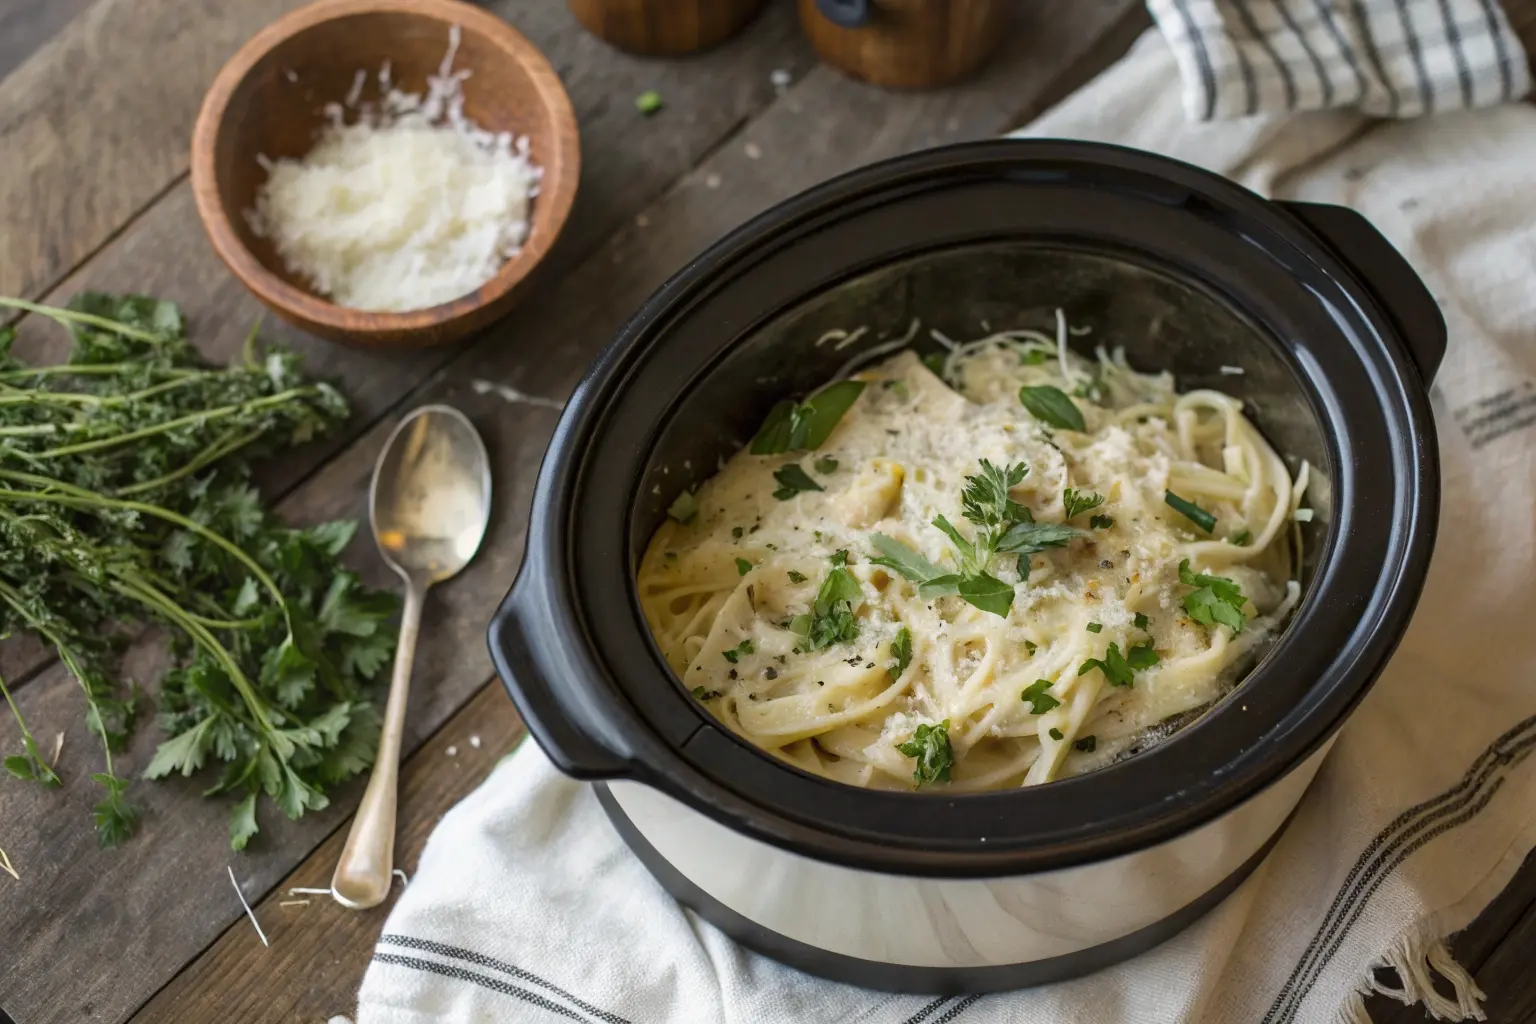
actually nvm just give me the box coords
[638,315,1306,791]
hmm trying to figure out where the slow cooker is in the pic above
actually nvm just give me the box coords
[487,140,1443,992]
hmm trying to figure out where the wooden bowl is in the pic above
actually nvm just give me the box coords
[191,0,580,348]
[797,0,1007,90]
[567,0,767,56]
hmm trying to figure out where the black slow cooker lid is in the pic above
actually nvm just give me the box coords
[492,140,1442,877]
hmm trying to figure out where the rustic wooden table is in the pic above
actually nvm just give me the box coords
[1,2,1533,1022]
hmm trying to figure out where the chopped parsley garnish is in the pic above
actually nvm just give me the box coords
[666,489,698,524]
[1024,640,1038,654]
[1178,559,1247,633]
[814,455,839,474]
[1062,488,1105,520]
[1089,514,1114,529]
[895,720,953,786]
[889,626,912,678]
[1078,641,1160,688]
[1021,348,1051,366]
[787,570,808,583]
[1048,727,1064,741]
[1018,384,1086,432]
[871,460,1064,617]
[790,563,862,650]
[1165,490,1216,533]
[722,639,754,663]
[691,686,722,701]
[1133,612,1149,630]
[1021,678,1060,714]
[881,379,911,400]
[635,89,663,115]
[735,558,752,576]
[772,463,824,500]
[830,549,850,567]
[1230,529,1252,545]
[750,381,867,455]
[1074,735,1097,752]
[920,351,948,378]
[1086,622,1102,633]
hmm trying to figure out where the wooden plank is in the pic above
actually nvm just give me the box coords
[0,0,310,300]
[1474,892,1536,1024]
[0,0,813,690]
[130,682,526,1023]
[0,0,95,85]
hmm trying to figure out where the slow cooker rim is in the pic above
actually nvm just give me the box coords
[501,138,1441,876]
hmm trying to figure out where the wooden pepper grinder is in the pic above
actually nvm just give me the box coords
[568,0,769,56]
[798,0,1007,89]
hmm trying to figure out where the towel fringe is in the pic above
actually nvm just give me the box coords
[1340,929,1487,1023]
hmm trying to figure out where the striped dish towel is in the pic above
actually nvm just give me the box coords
[1147,0,1530,118]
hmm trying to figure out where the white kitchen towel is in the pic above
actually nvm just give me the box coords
[1147,0,1530,119]
[355,29,1536,1024]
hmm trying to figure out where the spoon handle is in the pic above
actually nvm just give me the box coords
[331,577,427,910]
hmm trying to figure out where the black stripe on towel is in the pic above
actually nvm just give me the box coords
[1310,0,1368,104]
[1231,0,1300,108]
[1474,0,1517,100]
[378,935,632,1024]
[1437,0,1476,105]
[1274,0,1335,106]
[902,997,955,1024]
[1260,714,1536,1024]
[372,952,592,1022]
[1169,0,1220,118]
[1393,0,1437,112]
[1351,0,1402,115]
[932,995,985,1023]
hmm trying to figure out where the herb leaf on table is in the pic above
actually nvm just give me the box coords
[0,292,399,850]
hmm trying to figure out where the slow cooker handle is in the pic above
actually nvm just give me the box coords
[487,582,634,780]
[1279,201,1447,383]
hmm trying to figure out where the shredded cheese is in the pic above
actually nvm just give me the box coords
[247,26,541,313]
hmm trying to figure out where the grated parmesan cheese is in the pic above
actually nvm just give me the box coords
[247,26,541,313]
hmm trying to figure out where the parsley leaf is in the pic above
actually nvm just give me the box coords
[1134,612,1149,630]
[722,639,755,663]
[1062,488,1104,520]
[961,460,1030,535]
[1178,559,1247,633]
[895,720,953,786]
[1078,641,1160,687]
[814,455,839,474]
[1019,385,1086,431]
[1048,727,1064,741]
[1089,514,1114,529]
[889,626,912,678]
[735,558,752,576]
[772,463,824,500]
[1021,678,1061,714]
[787,570,808,583]
[749,381,867,455]
[996,521,1077,555]
[1074,735,1097,752]
[1230,529,1252,545]
[869,533,960,598]
[667,489,699,524]
[957,572,1013,616]
[792,565,862,650]
[1086,622,1102,633]
[1165,490,1216,533]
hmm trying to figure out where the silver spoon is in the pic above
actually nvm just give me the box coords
[331,404,491,910]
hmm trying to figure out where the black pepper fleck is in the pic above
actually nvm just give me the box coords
[764,667,778,680]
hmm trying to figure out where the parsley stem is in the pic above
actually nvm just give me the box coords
[107,575,279,737]
[0,470,291,629]
[0,363,201,382]
[0,664,60,786]
[0,297,167,345]
[27,387,320,459]
[113,427,264,498]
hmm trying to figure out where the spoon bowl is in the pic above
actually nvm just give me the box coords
[331,404,491,910]
[371,405,493,584]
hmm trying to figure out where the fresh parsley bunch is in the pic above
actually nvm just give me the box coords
[0,293,398,850]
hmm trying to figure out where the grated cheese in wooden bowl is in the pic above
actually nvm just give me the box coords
[246,27,542,313]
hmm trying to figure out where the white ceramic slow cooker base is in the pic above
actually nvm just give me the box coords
[599,743,1329,992]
